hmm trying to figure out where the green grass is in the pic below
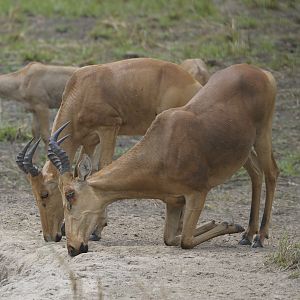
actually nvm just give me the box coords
[0,0,217,18]
[278,152,300,177]
[243,0,280,9]
[0,0,298,71]
[0,126,30,142]
[237,16,258,29]
[113,145,131,159]
[266,234,300,276]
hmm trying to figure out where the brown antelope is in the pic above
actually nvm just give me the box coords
[0,60,203,146]
[48,64,279,257]
[0,62,78,147]
[16,58,202,242]
[180,59,210,86]
[0,59,205,144]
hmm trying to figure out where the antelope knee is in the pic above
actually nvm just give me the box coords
[181,236,194,249]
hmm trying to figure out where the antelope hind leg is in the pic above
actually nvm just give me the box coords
[240,150,263,246]
[252,136,279,248]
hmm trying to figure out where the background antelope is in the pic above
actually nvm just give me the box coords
[48,64,278,257]
[0,62,78,147]
[16,58,202,242]
[1,60,208,148]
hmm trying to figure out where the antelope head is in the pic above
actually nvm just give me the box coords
[48,122,106,256]
[16,134,66,242]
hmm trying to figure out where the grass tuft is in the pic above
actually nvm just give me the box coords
[266,233,300,275]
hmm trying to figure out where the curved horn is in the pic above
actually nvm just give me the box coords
[16,138,34,173]
[58,134,71,145]
[47,134,71,171]
[48,122,71,174]
[47,148,62,171]
[51,121,70,142]
[23,138,41,177]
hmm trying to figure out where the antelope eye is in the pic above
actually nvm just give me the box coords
[41,191,49,199]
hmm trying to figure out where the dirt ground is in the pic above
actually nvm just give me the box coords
[0,2,300,299]
[0,90,299,299]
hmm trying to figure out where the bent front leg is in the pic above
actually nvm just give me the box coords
[180,191,207,249]
[164,200,184,246]
[192,222,244,246]
[181,191,244,249]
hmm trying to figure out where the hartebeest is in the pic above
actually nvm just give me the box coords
[48,64,278,256]
[0,62,78,146]
[16,58,202,242]
[1,59,206,146]
[1,60,204,147]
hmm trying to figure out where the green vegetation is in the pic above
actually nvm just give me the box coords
[243,0,280,9]
[114,145,131,159]
[266,234,300,278]
[0,0,298,71]
[0,125,30,142]
[0,0,217,18]
[278,152,300,177]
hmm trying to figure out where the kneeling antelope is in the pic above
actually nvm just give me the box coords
[16,58,201,242]
[48,64,279,256]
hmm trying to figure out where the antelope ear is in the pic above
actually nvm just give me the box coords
[77,154,92,181]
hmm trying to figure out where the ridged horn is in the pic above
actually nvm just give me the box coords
[23,138,41,177]
[51,121,70,142]
[16,138,34,173]
[48,122,71,174]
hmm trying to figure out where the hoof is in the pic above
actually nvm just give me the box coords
[251,236,263,248]
[239,236,252,245]
[89,233,101,241]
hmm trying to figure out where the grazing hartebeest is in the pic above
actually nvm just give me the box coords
[16,58,202,242]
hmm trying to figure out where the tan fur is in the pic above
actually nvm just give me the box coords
[55,64,279,256]
[28,58,202,241]
[0,62,78,146]
[180,59,210,85]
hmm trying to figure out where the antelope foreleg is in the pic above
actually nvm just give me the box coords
[163,196,186,246]
[180,192,207,249]
[192,222,245,246]
[98,126,120,169]
[34,105,50,151]
[194,220,217,237]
